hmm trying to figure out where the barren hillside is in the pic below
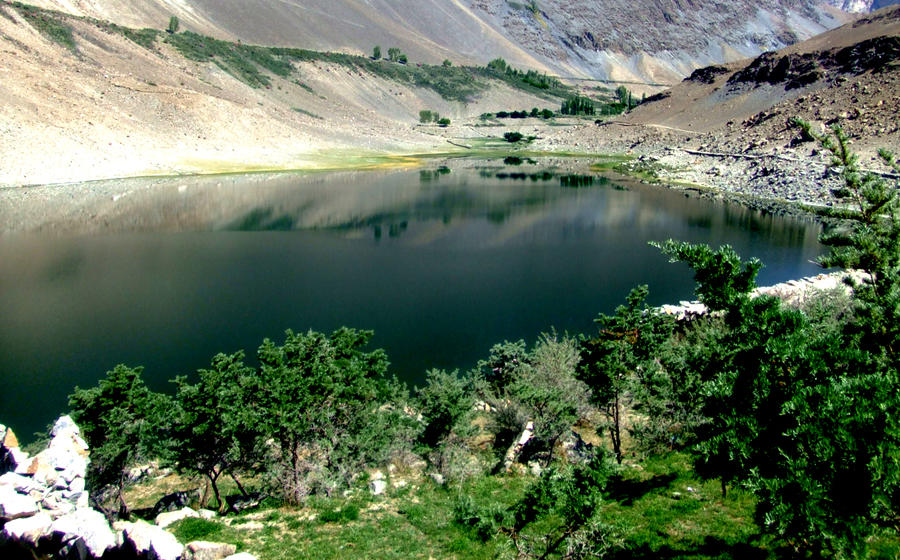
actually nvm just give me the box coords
[26,0,889,84]
[0,2,559,186]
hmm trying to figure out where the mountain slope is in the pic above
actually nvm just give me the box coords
[25,0,877,84]
[0,2,555,186]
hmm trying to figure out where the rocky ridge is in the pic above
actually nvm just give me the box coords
[0,417,254,560]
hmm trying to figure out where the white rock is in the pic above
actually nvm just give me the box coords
[0,485,39,519]
[50,508,118,558]
[50,416,80,438]
[156,506,200,528]
[118,519,184,560]
[198,508,218,520]
[369,479,387,496]
[2,511,53,545]
[185,540,238,560]
[67,477,86,495]
[0,472,40,493]
[223,554,258,560]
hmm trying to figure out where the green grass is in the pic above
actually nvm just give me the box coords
[13,2,76,52]
[166,31,292,88]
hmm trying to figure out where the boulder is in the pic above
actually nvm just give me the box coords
[49,508,119,559]
[184,540,238,560]
[0,424,25,474]
[1,511,53,546]
[0,471,42,494]
[117,519,184,560]
[0,485,39,520]
[155,506,200,528]
[369,479,387,495]
[1,425,19,449]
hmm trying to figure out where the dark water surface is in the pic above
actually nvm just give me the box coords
[0,160,825,438]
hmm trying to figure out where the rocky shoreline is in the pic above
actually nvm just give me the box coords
[0,418,255,560]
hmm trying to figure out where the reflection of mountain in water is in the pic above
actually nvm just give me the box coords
[3,161,822,253]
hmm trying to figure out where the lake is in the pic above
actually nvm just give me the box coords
[0,158,826,438]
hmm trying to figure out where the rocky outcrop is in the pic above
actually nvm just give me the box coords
[727,34,900,91]
[1,416,257,560]
[0,416,118,559]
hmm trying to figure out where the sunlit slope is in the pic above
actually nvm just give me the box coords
[27,0,860,83]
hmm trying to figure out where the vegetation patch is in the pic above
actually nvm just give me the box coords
[13,2,76,52]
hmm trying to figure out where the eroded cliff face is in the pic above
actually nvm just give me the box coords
[25,0,876,83]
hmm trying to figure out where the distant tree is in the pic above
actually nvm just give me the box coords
[487,58,508,74]
[387,47,402,62]
[167,16,180,34]
[540,108,554,119]
[560,95,594,116]
[504,131,524,143]
[442,59,453,67]
[372,45,381,60]
[398,53,408,64]
[419,109,435,124]
[437,117,451,127]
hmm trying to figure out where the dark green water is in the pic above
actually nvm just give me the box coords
[0,160,825,438]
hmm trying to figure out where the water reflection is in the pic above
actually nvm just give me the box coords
[0,160,825,437]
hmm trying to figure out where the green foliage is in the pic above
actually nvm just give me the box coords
[167,31,293,88]
[372,45,381,60]
[614,86,638,110]
[387,47,404,62]
[657,233,900,556]
[167,15,180,34]
[794,119,900,362]
[654,240,762,313]
[560,96,595,116]
[68,365,167,516]
[437,117,451,127]
[504,453,621,559]
[504,131,524,143]
[248,328,415,503]
[14,3,77,52]
[419,109,439,124]
[319,503,360,524]
[442,59,453,67]
[478,333,591,466]
[171,517,226,542]
[415,369,475,450]
[486,58,508,74]
[579,286,675,463]
[168,352,261,510]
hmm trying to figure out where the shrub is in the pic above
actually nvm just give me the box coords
[167,16,180,34]
[437,117,451,127]
[372,45,381,60]
[503,132,524,143]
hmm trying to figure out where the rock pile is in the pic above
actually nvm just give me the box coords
[658,270,863,320]
[0,417,256,560]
